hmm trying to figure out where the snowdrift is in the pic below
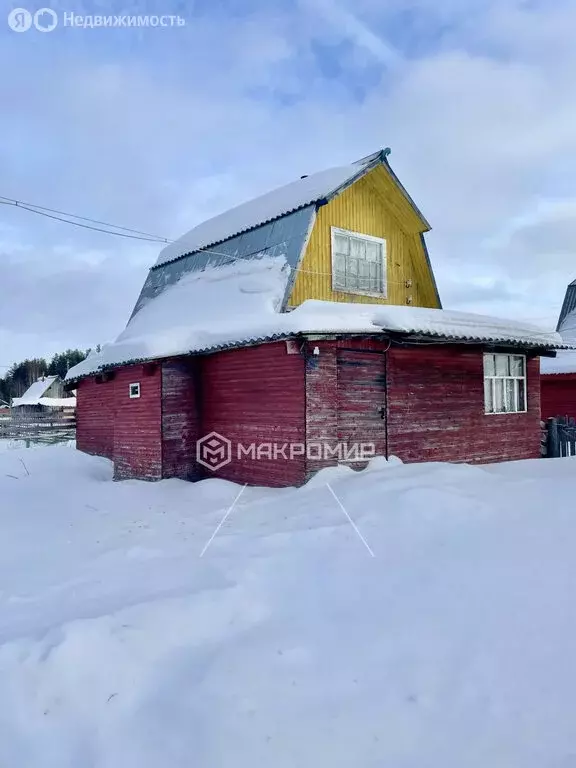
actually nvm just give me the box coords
[1,444,576,766]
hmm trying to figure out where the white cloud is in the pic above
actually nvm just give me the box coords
[2,0,576,366]
[301,0,403,67]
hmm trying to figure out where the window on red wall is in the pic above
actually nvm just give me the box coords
[484,354,527,414]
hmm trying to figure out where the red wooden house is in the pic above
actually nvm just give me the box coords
[541,280,576,419]
[67,150,568,486]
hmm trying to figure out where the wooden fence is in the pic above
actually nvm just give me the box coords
[0,411,76,444]
[545,417,576,458]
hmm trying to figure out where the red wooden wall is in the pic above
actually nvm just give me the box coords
[76,376,115,458]
[201,342,306,486]
[162,359,200,480]
[336,342,387,458]
[113,364,162,481]
[304,341,541,471]
[305,341,338,475]
[75,339,543,487]
[541,374,576,419]
[386,346,541,464]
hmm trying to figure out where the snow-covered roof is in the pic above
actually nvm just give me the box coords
[541,309,576,375]
[67,256,568,381]
[12,376,58,406]
[155,149,428,268]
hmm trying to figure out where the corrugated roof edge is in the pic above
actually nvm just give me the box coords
[65,330,572,384]
[150,149,394,272]
[279,208,317,312]
[557,281,576,331]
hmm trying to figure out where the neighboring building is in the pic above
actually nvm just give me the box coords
[11,376,77,414]
[541,280,576,419]
[67,149,568,486]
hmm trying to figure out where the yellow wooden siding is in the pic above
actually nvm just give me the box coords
[288,167,439,309]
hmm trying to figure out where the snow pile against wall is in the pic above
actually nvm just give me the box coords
[2,446,576,766]
[67,256,566,381]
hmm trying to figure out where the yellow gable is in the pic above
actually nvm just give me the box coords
[288,165,440,309]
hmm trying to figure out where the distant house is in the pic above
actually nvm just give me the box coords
[67,149,568,486]
[11,376,76,415]
[541,280,576,419]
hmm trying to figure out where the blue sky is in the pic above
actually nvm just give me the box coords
[2,0,576,366]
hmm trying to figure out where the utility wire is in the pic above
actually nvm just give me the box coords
[0,197,167,238]
[0,196,171,243]
[0,195,561,340]
[0,194,399,276]
[0,195,299,261]
[0,193,307,264]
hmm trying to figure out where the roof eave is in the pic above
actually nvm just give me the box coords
[66,330,565,384]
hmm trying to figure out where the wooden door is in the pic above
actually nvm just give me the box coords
[337,349,387,462]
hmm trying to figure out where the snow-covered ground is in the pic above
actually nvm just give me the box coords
[1,444,576,767]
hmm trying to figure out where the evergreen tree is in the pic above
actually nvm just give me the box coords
[0,348,90,401]
[47,349,88,379]
[5,358,48,398]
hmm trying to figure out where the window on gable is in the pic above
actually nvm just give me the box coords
[483,354,527,414]
[331,227,387,296]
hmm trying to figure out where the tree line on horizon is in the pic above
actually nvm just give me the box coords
[0,347,101,404]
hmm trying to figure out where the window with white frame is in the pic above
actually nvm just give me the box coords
[483,354,527,414]
[331,227,387,296]
[129,382,141,399]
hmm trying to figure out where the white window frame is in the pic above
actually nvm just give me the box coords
[331,226,387,298]
[483,353,527,415]
[129,382,141,399]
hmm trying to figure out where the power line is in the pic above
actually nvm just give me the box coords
[0,196,172,243]
[0,192,308,264]
[0,197,168,239]
[0,194,562,343]
[0,195,298,261]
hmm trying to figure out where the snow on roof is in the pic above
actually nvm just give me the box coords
[11,376,58,406]
[155,152,384,268]
[541,309,576,374]
[67,256,568,381]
